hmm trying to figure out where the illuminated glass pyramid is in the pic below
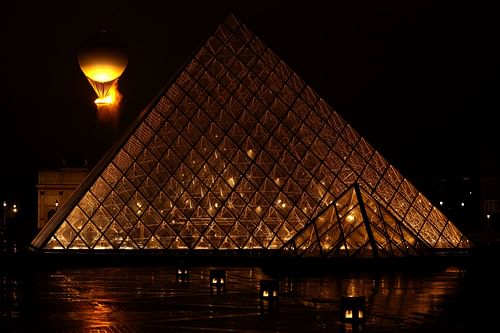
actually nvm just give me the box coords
[283,184,430,257]
[31,13,471,256]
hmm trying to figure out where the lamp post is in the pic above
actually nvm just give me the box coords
[2,200,6,226]
[1,200,19,254]
[1,201,7,253]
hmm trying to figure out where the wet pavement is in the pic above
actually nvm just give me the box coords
[1,262,499,332]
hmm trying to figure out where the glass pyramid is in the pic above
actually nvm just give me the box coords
[283,183,430,258]
[31,13,471,255]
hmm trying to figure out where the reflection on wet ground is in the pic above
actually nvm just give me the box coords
[1,264,498,332]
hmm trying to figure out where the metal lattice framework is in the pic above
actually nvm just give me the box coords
[31,13,471,255]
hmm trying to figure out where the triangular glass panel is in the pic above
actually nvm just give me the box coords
[45,236,64,250]
[219,236,238,249]
[69,235,90,250]
[194,236,214,250]
[94,236,113,250]
[244,236,263,249]
[119,236,139,250]
[144,236,164,249]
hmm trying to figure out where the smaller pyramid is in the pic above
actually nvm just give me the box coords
[283,184,429,257]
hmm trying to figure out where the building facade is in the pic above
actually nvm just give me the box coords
[37,168,88,229]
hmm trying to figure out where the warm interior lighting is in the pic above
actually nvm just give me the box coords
[263,290,269,297]
[345,310,353,319]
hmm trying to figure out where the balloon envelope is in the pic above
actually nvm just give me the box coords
[78,31,128,83]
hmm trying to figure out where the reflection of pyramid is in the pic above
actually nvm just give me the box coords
[31,13,471,255]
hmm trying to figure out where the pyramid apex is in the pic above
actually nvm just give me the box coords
[223,11,243,29]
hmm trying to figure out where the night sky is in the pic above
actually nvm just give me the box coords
[1,1,498,221]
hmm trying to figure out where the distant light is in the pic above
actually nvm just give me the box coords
[487,214,491,220]
[461,202,465,207]
[439,201,444,206]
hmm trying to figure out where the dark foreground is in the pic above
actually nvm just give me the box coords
[1,252,499,332]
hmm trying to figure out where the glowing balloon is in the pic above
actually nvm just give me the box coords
[78,31,127,105]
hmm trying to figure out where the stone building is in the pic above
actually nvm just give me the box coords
[37,168,88,229]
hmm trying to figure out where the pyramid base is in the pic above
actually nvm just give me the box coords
[3,248,473,274]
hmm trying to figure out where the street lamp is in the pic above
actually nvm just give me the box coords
[2,201,7,253]
[1,200,19,254]
[2,201,6,227]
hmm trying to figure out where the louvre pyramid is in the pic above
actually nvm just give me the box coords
[31,13,471,255]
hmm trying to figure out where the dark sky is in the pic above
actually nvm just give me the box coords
[1,1,499,216]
